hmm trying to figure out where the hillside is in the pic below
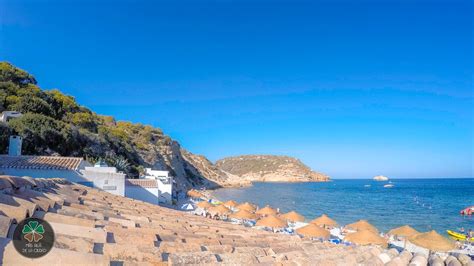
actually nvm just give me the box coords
[216,155,330,183]
[0,62,328,193]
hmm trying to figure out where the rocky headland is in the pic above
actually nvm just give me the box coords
[215,155,330,184]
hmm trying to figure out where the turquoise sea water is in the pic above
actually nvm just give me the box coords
[212,178,474,235]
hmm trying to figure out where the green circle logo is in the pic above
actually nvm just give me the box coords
[13,217,55,258]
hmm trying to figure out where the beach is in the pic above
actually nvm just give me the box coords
[211,178,474,235]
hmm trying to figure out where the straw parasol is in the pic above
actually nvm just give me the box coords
[186,190,195,197]
[296,224,330,239]
[208,204,231,216]
[237,202,257,212]
[187,190,203,198]
[408,230,455,252]
[229,209,258,220]
[256,215,287,228]
[388,225,419,237]
[310,214,338,227]
[345,230,388,247]
[280,211,305,222]
[224,200,239,208]
[346,220,378,233]
[256,205,278,216]
[197,201,213,209]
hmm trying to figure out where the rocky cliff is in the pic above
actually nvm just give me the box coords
[133,137,252,192]
[215,155,330,183]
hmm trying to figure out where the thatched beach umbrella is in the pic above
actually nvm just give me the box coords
[310,214,338,228]
[237,202,257,212]
[256,215,287,228]
[296,224,330,239]
[229,209,258,220]
[186,190,195,197]
[197,201,213,209]
[187,190,203,198]
[346,220,378,233]
[256,205,278,216]
[208,204,231,216]
[388,225,419,237]
[209,204,231,214]
[408,230,455,252]
[224,200,238,208]
[345,230,387,247]
[280,211,305,222]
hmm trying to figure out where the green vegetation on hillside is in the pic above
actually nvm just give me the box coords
[0,62,170,177]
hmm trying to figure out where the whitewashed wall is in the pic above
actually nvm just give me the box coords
[81,170,125,196]
[125,186,159,205]
[157,179,173,204]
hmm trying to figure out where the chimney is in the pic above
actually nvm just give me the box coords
[8,135,22,156]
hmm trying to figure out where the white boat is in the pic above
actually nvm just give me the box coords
[373,175,389,181]
[384,184,394,188]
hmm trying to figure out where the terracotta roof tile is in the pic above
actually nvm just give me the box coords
[0,175,34,188]
[125,179,158,188]
[0,215,11,238]
[0,175,389,265]
[0,156,83,170]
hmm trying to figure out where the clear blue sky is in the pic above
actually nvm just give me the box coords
[1,0,472,178]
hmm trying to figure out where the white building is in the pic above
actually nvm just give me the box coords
[81,161,125,196]
[125,179,159,204]
[0,111,22,123]
[135,168,174,204]
[0,136,125,196]
[141,168,169,179]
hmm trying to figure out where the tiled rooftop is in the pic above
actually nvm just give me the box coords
[0,156,83,170]
[0,175,390,265]
[125,179,158,188]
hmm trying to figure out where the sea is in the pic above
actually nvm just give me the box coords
[212,178,474,235]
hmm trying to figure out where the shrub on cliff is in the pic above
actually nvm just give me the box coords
[8,113,77,155]
[0,61,169,177]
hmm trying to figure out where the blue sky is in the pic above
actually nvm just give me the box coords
[1,0,472,178]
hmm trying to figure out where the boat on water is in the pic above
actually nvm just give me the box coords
[460,206,474,216]
[373,175,389,181]
[447,230,474,241]
[384,184,394,188]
